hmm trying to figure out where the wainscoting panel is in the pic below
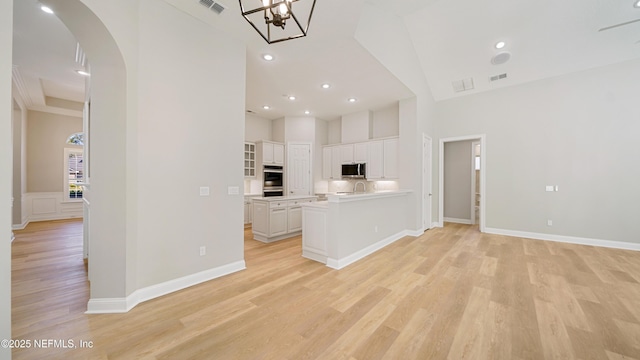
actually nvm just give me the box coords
[19,192,83,225]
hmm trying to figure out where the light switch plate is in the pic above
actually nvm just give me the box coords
[228,186,240,195]
[199,187,210,196]
[545,186,554,192]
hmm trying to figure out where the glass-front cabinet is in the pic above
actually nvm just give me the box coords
[244,142,256,177]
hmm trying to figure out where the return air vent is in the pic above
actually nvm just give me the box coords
[490,73,508,82]
[199,0,226,14]
[452,77,474,93]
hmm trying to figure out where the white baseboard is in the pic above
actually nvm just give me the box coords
[444,217,472,225]
[326,230,410,270]
[432,221,443,228]
[12,218,29,231]
[86,260,246,314]
[484,227,640,252]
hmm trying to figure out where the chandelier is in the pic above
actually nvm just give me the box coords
[239,0,317,44]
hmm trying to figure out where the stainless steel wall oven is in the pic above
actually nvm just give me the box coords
[263,165,284,197]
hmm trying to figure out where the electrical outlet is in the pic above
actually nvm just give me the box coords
[547,220,553,226]
[199,246,206,256]
[374,225,378,233]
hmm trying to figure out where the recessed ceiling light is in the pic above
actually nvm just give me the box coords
[263,105,270,110]
[75,70,91,76]
[635,0,640,8]
[288,96,296,101]
[321,83,331,89]
[304,110,310,115]
[41,5,54,14]
[262,54,274,61]
[495,41,506,49]
[348,98,357,103]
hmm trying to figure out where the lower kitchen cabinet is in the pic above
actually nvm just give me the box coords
[251,196,317,242]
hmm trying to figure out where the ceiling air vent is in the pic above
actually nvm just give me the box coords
[199,0,226,14]
[490,73,507,82]
[452,77,474,93]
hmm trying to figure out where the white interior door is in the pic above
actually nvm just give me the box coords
[287,142,311,196]
[423,134,432,230]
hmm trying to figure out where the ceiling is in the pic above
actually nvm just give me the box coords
[11,0,640,120]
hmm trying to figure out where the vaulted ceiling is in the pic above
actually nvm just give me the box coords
[11,0,640,120]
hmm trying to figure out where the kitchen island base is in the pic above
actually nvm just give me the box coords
[301,190,413,269]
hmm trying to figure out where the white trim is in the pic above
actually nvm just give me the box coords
[444,217,472,225]
[326,230,409,270]
[439,134,486,233]
[422,133,433,231]
[86,260,246,314]
[12,218,28,230]
[432,221,442,228]
[484,227,640,252]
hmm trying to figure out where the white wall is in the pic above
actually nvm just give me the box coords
[42,0,246,312]
[327,118,341,144]
[135,0,245,288]
[26,110,82,192]
[356,4,437,231]
[341,110,371,143]
[443,140,472,222]
[245,113,271,142]
[1,0,13,355]
[435,58,640,244]
[372,104,399,138]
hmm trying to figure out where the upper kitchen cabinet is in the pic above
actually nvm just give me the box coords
[339,143,368,164]
[322,146,342,180]
[244,142,256,177]
[257,141,285,166]
[367,137,398,180]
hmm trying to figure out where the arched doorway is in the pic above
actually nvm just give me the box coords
[35,0,131,312]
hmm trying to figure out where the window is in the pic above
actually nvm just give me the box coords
[67,132,84,145]
[65,148,84,200]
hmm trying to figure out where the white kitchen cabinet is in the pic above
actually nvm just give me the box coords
[367,140,384,179]
[287,204,302,233]
[354,142,368,163]
[340,144,354,164]
[367,137,398,180]
[244,142,256,177]
[244,198,252,226]
[322,146,342,180]
[252,196,317,242]
[258,141,285,166]
[269,204,288,237]
[383,138,399,179]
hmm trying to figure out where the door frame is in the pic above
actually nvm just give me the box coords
[470,140,480,225]
[422,133,432,231]
[439,134,486,232]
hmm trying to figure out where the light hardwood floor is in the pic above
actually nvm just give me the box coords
[11,219,640,359]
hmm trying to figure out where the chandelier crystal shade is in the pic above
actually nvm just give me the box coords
[239,0,317,44]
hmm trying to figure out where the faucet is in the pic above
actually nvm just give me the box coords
[353,181,366,193]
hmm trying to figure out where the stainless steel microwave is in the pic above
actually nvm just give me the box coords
[342,163,366,179]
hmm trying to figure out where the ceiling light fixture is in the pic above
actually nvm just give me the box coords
[321,83,330,89]
[348,98,357,103]
[495,41,506,49]
[635,0,640,8]
[75,70,91,77]
[304,110,310,115]
[263,105,270,110]
[262,54,274,61]
[41,5,54,14]
[239,0,317,44]
[288,95,296,100]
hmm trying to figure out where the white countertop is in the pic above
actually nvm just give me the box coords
[326,190,411,203]
[252,195,318,202]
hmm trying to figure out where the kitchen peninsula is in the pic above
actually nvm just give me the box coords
[252,196,317,242]
[301,190,412,269]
